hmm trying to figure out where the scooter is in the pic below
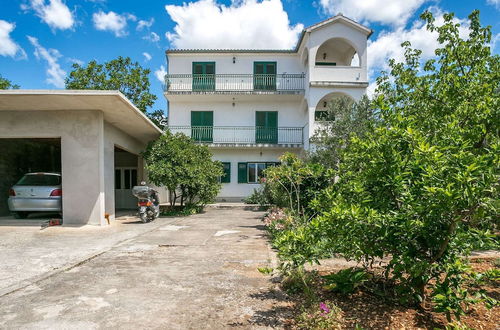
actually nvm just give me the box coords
[132,183,160,223]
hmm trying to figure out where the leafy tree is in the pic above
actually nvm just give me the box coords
[0,74,20,89]
[147,109,168,131]
[309,95,376,169]
[275,10,499,320]
[142,131,222,207]
[65,56,157,113]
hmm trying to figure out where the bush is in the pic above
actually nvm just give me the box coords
[264,153,331,215]
[322,268,371,294]
[295,301,343,330]
[143,131,223,207]
[244,179,272,206]
[269,10,499,321]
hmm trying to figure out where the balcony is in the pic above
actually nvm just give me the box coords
[163,74,305,95]
[168,126,304,147]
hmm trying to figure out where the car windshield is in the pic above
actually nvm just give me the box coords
[16,174,61,186]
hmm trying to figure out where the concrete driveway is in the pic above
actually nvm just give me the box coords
[0,207,288,329]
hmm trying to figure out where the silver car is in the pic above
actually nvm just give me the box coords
[8,172,62,219]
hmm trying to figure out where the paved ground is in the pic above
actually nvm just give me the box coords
[0,208,288,329]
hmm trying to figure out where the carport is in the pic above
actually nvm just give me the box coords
[0,90,163,226]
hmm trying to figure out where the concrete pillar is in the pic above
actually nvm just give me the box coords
[61,111,105,226]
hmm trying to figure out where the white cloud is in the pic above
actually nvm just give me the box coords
[486,0,500,9]
[155,65,167,82]
[67,57,83,65]
[165,0,303,49]
[137,18,154,31]
[143,52,152,61]
[0,20,27,59]
[25,0,75,30]
[143,32,160,43]
[27,36,66,88]
[92,11,130,37]
[319,0,429,27]
[366,8,470,95]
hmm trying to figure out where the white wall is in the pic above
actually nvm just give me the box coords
[306,22,368,83]
[213,148,300,199]
[103,121,145,221]
[168,53,304,75]
[0,110,106,226]
[165,19,369,198]
[169,100,306,128]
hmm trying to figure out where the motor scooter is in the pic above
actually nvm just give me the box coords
[132,183,160,223]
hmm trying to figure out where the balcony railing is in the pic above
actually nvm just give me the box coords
[163,74,305,94]
[168,126,304,145]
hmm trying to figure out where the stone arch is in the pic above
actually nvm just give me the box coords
[314,37,361,67]
[314,92,354,121]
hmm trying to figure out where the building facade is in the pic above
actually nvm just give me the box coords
[164,15,372,201]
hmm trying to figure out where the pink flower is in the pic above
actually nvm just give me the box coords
[319,302,330,314]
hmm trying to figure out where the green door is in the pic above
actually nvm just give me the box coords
[253,62,276,91]
[255,111,278,144]
[191,111,213,142]
[192,62,215,91]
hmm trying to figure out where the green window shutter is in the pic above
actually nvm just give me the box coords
[238,162,247,183]
[267,111,277,128]
[221,162,231,183]
[191,111,201,126]
[255,111,266,127]
[191,111,213,142]
[204,111,213,126]
[255,111,278,144]
[266,62,276,74]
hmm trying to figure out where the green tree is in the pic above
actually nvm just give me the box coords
[65,56,157,113]
[0,74,20,89]
[147,109,168,131]
[309,95,376,169]
[142,131,222,207]
[276,10,499,320]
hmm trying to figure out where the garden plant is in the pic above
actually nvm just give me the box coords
[262,9,499,325]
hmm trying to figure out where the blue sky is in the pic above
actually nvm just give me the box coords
[1,0,499,115]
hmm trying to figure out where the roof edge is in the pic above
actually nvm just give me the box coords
[165,14,372,55]
[0,89,163,135]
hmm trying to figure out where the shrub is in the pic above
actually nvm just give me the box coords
[244,179,272,206]
[295,301,343,330]
[264,153,331,215]
[143,131,223,207]
[322,268,371,294]
[271,10,499,321]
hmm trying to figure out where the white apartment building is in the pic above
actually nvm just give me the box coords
[164,14,372,201]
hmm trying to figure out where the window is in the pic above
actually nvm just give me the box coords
[191,111,213,142]
[115,168,137,190]
[115,170,121,189]
[315,62,337,66]
[237,162,280,184]
[315,110,330,121]
[220,162,231,183]
[253,62,276,91]
[255,111,278,144]
[192,62,215,91]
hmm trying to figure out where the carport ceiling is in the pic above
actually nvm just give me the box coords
[0,90,162,143]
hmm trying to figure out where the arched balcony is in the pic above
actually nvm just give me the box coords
[309,38,366,85]
[315,38,360,67]
[314,92,354,121]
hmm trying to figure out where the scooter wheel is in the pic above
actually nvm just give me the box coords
[140,213,148,223]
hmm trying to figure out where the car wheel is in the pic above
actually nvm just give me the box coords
[13,212,28,219]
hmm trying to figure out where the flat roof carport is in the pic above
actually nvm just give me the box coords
[0,90,162,226]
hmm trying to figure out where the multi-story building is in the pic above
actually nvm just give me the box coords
[163,14,372,201]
